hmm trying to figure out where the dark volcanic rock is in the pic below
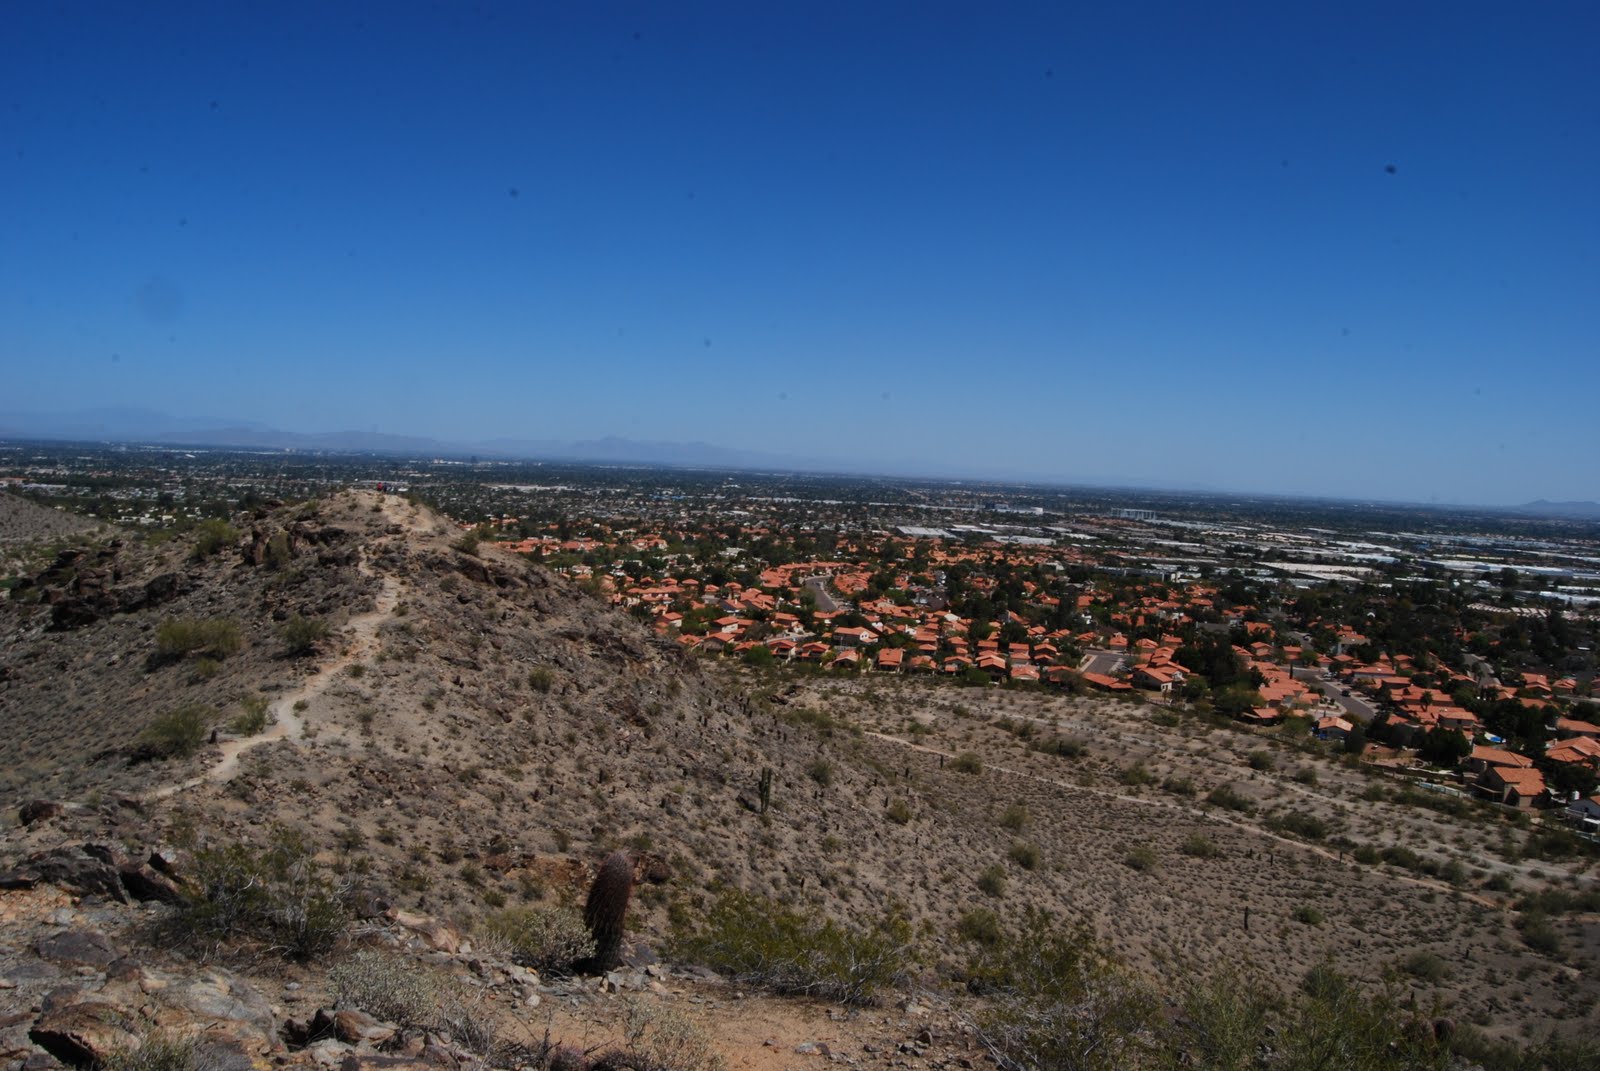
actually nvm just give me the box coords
[18,801,63,826]
[28,1002,141,1068]
[36,931,119,968]
[26,848,128,903]
[117,862,183,904]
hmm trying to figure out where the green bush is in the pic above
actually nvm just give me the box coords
[1008,841,1040,870]
[139,704,215,759]
[280,614,330,656]
[970,909,1156,1071]
[885,799,913,825]
[156,616,242,659]
[230,694,272,736]
[1292,904,1324,926]
[1162,776,1197,797]
[950,751,983,774]
[999,804,1029,831]
[191,518,238,560]
[1124,846,1158,872]
[977,864,1008,897]
[1400,950,1452,983]
[1033,736,1086,759]
[669,888,909,1005]
[178,827,348,960]
[1118,763,1154,786]
[1205,784,1254,813]
[806,758,835,787]
[1266,811,1328,840]
[1181,834,1221,859]
[480,905,596,973]
[956,908,1003,948]
[528,667,555,693]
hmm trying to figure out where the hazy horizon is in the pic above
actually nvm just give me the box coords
[4,5,1596,504]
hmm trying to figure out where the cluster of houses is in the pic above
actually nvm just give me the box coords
[487,525,1598,824]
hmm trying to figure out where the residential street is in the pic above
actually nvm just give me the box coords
[1292,665,1378,723]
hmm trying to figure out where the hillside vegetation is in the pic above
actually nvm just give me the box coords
[2,491,1596,1071]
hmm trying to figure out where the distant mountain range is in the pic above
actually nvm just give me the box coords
[1512,500,1600,519]
[0,408,845,475]
[4,408,1596,512]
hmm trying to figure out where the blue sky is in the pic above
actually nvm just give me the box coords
[4,2,1597,504]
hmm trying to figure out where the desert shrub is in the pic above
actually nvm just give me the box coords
[1205,784,1253,812]
[1008,841,1040,870]
[528,667,555,693]
[977,864,1008,897]
[1352,844,1380,865]
[1266,811,1327,840]
[1181,834,1220,859]
[669,888,909,1005]
[999,804,1029,832]
[806,758,835,787]
[178,826,348,960]
[480,906,595,973]
[1292,904,1324,926]
[1517,887,1600,915]
[950,751,983,774]
[230,694,272,735]
[156,616,242,659]
[280,614,329,656]
[1524,826,1592,861]
[330,949,440,1027]
[139,704,215,759]
[1124,846,1158,872]
[1162,776,1196,797]
[969,908,1156,1071]
[103,1032,206,1071]
[1518,913,1561,956]
[191,518,238,560]
[1170,967,1451,1071]
[615,998,725,1071]
[1033,737,1085,759]
[1246,750,1273,771]
[1380,845,1423,871]
[956,908,1004,948]
[885,799,912,825]
[1400,950,1452,983]
[1118,763,1155,787]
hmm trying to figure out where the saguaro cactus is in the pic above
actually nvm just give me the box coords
[582,851,633,972]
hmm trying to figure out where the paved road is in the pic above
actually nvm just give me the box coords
[800,575,842,614]
[1291,666,1378,723]
[1079,649,1125,676]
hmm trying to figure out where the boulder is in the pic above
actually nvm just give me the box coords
[158,968,275,1042]
[36,931,119,968]
[18,801,63,826]
[26,848,128,903]
[28,1003,141,1068]
[333,1011,395,1046]
[385,910,461,954]
[117,863,184,905]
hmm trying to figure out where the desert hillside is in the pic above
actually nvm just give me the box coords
[2,491,1596,1071]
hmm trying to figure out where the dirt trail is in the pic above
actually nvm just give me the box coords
[147,495,409,801]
